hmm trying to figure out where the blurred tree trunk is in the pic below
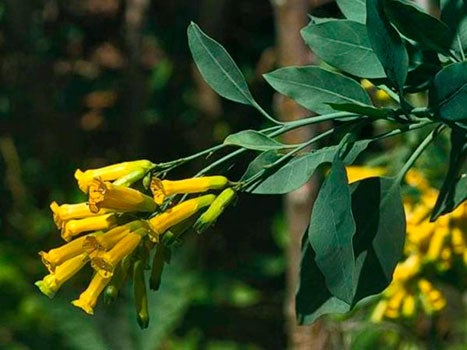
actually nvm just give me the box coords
[270,0,331,348]
[122,0,150,157]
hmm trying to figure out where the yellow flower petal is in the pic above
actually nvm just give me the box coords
[88,178,157,214]
[61,213,117,241]
[150,176,228,205]
[39,235,89,273]
[75,160,154,192]
[72,273,111,315]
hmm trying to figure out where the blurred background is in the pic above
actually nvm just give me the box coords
[0,0,465,349]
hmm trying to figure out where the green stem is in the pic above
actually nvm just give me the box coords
[253,101,284,125]
[394,124,443,184]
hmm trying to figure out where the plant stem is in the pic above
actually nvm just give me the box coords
[253,101,284,125]
[394,124,443,184]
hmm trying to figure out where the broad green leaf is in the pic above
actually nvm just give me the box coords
[405,43,441,93]
[383,0,453,54]
[328,102,394,119]
[264,66,371,114]
[223,130,286,151]
[244,139,371,194]
[187,22,255,106]
[350,177,406,304]
[440,0,467,53]
[301,20,385,78]
[429,62,467,122]
[296,239,350,325]
[366,0,408,96]
[308,160,356,303]
[296,176,405,324]
[431,128,467,220]
[336,0,366,23]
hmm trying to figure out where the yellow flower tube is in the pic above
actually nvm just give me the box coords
[35,253,89,298]
[88,178,157,214]
[91,228,147,278]
[384,288,406,319]
[50,201,108,229]
[75,159,154,192]
[61,213,117,241]
[151,176,228,205]
[194,188,236,233]
[71,273,111,315]
[83,221,146,256]
[39,235,89,273]
[147,194,216,242]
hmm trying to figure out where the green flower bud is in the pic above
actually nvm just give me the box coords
[149,244,170,291]
[194,188,236,234]
[133,259,149,329]
[103,255,132,305]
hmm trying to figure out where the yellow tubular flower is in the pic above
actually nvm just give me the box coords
[91,228,147,278]
[405,169,431,192]
[83,221,146,256]
[61,213,117,241]
[39,235,89,273]
[392,255,421,282]
[345,166,385,184]
[88,178,157,214]
[50,202,108,229]
[75,160,154,192]
[426,226,449,262]
[451,227,465,254]
[35,253,89,298]
[71,273,111,315]
[360,79,374,90]
[147,194,216,242]
[385,289,406,319]
[371,300,388,322]
[150,176,228,205]
[401,294,416,318]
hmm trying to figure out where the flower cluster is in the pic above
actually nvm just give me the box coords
[370,170,466,322]
[36,160,236,328]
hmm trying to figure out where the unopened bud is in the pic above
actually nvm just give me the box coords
[194,188,236,233]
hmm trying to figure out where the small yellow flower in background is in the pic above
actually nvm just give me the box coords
[150,175,228,205]
[147,194,216,241]
[75,159,154,192]
[61,213,117,241]
[345,165,386,183]
[88,178,157,214]
[369,167,467,322]
[72,273,111,315]
[35,253,89,298]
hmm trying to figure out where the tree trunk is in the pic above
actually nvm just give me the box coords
[270,0,331,348]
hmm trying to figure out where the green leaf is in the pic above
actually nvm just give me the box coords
[431,128,467,220]
[366,0,408,95]
[383,0,453,54]
[307,160,356,303]
[296,239,350,325]
[244,140,371,194]
[336,0,366,23]
[187,22,255,106]
[350,177,406,304]
[429,62,467,122]
[264,66,371,114]
[301,20,385,78]
[223,130,286,151]
[297,176,406,323]
[328,102,394,119]
[440,0,467,53]
[240,150,282,182]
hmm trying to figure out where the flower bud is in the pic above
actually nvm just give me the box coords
[194,188,236,234]
[133,259,150,329]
